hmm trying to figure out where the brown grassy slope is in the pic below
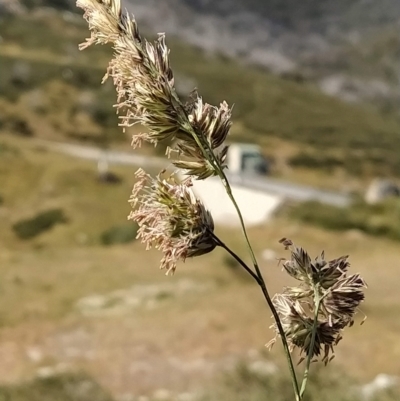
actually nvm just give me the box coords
[0,135,399,396]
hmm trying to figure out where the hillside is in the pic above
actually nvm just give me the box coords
[1,5,400,400]
[1,96,400,401]
[2,0,400,110]
[1,10,400,191]
[1,135,400,399]
[121,0,400,110]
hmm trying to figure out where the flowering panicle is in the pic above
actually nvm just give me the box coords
[171,96,231,178]
[77,0,232,179]
[77,4,368,396]
[77,0,122,47]
[268,238,367,363]
[128,169,217,274]
[272,295,342,359]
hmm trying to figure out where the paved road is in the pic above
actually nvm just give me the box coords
[46,141,166,168]
[43,141,351,207]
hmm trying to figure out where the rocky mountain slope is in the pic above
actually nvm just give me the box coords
[1,0,400,183]
[10,0,400,111]
[2,0,399,110]
[125,0,400,109]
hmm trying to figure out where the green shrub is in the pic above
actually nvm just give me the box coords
[289,151,344,172]
[100,224,138,245]
[0,142,19,156]
[289,201,356,231]
[289,198,400,241]
[12,209,67,239]
[0,114,34,137]
[0,372,113,401]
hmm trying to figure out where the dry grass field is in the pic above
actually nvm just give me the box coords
[1,134,400,399]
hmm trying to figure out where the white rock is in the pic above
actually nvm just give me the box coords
[26,346,43,362]
[177,392,199,401]
[76,279,213,316]
[36,363,69,378]
[247,360,277,376]
[152,388,171,400]
[360,374,399,400]
[261,249,277,261]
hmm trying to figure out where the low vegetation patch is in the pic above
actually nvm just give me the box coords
[0,372,114,401]
[12,208,67,239]
[288,151,344,172]
[2,14,400,177]
[289,198,400,241]
[100,223,138,245]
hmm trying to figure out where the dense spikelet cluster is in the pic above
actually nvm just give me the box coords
[171,95,231,179]
[128,169,217,274]
[77,0,231,179]
[268,238,367,363]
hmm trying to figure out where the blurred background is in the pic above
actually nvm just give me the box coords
[0,0,400,400]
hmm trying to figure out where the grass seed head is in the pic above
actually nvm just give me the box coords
[128,169,217,274]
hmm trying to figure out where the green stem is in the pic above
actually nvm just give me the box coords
[212,231,300,400]
[299,290,322,398]
[219,171,301,401]
[259,278,301,401]
[176,105,300,401]
[218,173,259,270]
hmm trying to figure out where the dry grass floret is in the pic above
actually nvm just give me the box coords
[77,0,231,179]
[270,238,366,364]
[129,169,216,274]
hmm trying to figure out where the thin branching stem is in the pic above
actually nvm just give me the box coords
[300,288,322,398]
[211,230,300,401]
[210,231,261,284]
[259,282,301,401]
[214,170,300,400]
